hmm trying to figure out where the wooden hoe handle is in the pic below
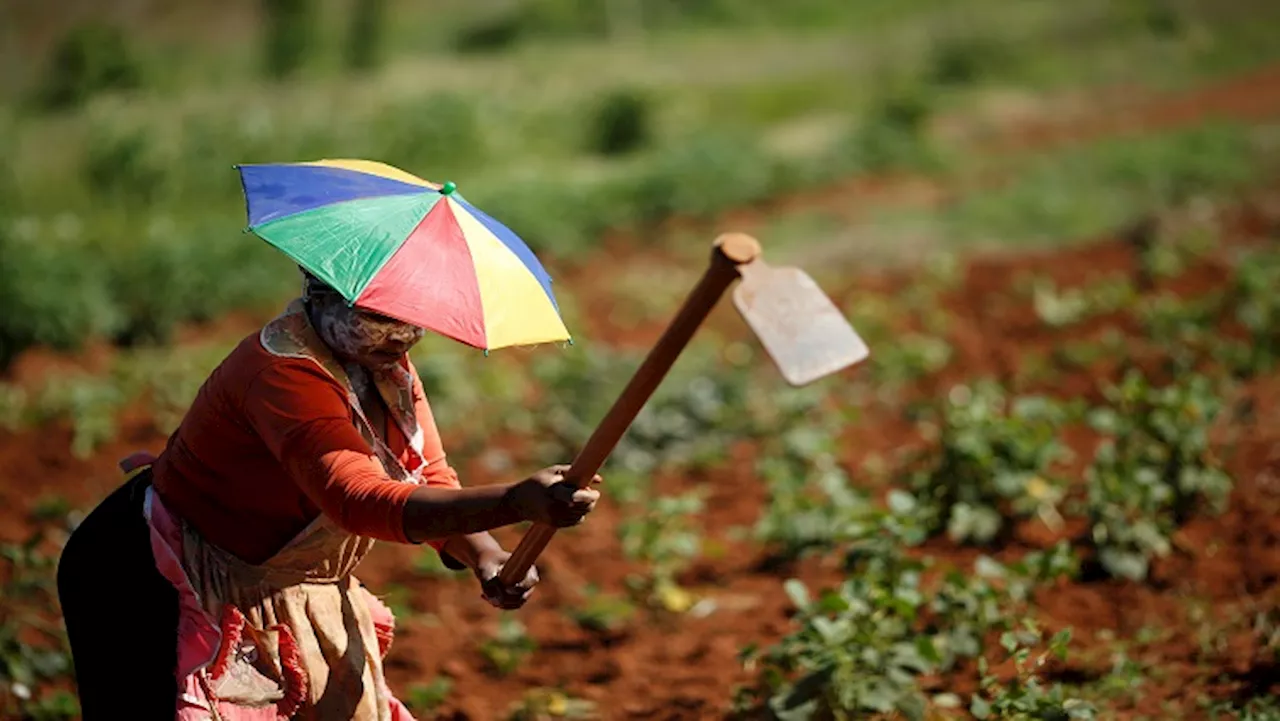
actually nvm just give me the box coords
[498,233,762,586]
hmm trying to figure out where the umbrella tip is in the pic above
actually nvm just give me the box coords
[441,181,457,196]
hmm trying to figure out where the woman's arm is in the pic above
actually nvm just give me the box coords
[400,484,521,542]
[402,465,599,542]
[245,361,598,544]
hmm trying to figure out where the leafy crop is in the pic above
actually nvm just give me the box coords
[405,676,453,715]
[737,562,944,720]
[506,687,597,721]
[480,617,537,677]
[753,418,865,561]
[566,585,636,637]
[1083,370,1231,581]
[1223,249,1280,375]
[1031,275,1136,328]
[1209,696,1280,721]
[969,624,1095,720]
[901,382,1072,545]
[619,491,705,613]
[0,517,78,719]
[736,543,1074,721]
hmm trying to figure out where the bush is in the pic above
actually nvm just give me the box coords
[451,13,526,54]
[370,92,484,176]
[628,131,781,223]
[587,89,653,156]
[452,0,608,53]
[262,0,317,79]
[83,124,168,203]
[928,35,1013,87]
[34,23,142,111]
[344,0,387,72]
[845,86,941,174]
[0,230,121,369]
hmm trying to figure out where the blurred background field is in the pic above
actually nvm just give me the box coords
[2,1,1280,719]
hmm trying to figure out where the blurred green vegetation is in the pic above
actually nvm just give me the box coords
[2,0,1280,369]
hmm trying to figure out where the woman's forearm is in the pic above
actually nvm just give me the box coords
[401,484,522,543]
[440,532,506,569]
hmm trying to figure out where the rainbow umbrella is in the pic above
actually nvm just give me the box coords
[235,159,569,351]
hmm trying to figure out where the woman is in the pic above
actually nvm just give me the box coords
[57,271,601,720]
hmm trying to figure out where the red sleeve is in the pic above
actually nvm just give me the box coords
[242,359,417,543]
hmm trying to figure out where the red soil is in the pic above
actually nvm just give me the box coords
[2,193,1276,719]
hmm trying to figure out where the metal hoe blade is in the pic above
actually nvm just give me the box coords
[732,260,869,386]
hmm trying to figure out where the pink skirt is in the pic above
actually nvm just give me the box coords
[142,485,417,720]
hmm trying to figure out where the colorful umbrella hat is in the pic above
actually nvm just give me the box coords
[236,159,569,351]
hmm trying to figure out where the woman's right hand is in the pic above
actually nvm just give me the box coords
[507,465,601,527]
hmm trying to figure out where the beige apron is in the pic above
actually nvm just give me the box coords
[181,300,426,720]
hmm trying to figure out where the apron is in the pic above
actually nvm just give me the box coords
[139,299,427,721]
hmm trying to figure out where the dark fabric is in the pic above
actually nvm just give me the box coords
[58,470,179,720]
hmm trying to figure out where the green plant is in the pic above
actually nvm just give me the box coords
[83,124,168,202]
[0,385,25,431]
[0,517,78,719]
[619,491,704,612]
[480,617,536,677]
[0,231,121,370]
[587,89,653,156]
[506,687,597,720]
[1093,650,1146,706]
[1139,290,1225,370]
[969,624,1095,720]
[928,35,1013,86]
[28,376,124,459]
[844,85,941,175]
[1083,371,1231,581]
[1031,276,1135,328]
[566,585,636,636]
[926,550,1077,672]
[867,335,953,388]
[1224,249,1280,376]
[371,92,484,176]
[1209,696,1280,721]
[627,131,782,223]
[736,536,1043,721]
[262,0,317,79]
[344,0,387,71]
[405,676,454,715]
[903,382,1071,545]
[34,23,142,110]
[753,412,886,562]
[737,571,938,720]
[378,584,417,622]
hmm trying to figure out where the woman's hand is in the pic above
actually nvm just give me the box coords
[507,465,602,528]
[475,549,538,609]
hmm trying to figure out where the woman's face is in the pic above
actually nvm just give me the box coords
[309,293,426,370]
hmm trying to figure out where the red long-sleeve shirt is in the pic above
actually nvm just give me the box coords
[151,332,460,565]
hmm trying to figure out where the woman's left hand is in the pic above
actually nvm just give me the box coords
[475,549,538,610]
